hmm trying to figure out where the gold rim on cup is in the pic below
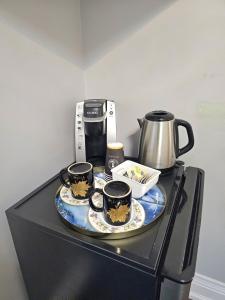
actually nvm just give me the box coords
[68,162,93,175]
[103,180,131,199]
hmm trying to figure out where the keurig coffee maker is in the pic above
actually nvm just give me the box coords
[75,99,117,166]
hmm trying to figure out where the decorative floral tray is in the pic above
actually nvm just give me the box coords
[55,172,166,239]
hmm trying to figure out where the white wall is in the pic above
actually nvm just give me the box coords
[84,0,225,283]
[81,0,177,67]
[0,1,84,299]
[0,0,83,66]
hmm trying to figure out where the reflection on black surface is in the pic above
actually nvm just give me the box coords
[178,190,188,213]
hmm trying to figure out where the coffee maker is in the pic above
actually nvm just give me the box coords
[75,99,117,166]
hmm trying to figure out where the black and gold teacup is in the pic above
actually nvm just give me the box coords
[89,180,132,226]
[60,162,93,199]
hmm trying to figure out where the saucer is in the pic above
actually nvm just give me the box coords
[60,176,106,206]
[60,186,89,206]
[88,199,145,233]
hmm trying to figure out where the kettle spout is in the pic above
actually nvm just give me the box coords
[137,118,144,128]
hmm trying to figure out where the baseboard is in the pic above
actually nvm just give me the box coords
[190,273,225,300]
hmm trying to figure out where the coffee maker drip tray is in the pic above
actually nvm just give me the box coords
[87,156,106,167]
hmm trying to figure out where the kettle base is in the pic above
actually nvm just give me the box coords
[158,160,185,175]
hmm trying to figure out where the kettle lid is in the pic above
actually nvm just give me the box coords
[145,110,174,122]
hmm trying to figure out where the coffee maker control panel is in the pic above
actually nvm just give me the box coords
[106,100,116,143]
[75,102,86,161]
[83,101,105,119]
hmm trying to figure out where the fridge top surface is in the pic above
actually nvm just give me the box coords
[7,164,185,274]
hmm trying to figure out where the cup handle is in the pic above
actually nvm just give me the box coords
[89,188,104,212]
[59,168,70,188]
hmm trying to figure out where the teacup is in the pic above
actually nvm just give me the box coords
[60,162,93,200]
[89,180,132,226]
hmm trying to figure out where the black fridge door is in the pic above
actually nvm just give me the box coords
[160,167,204,300]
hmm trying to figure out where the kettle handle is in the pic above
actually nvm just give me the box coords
[174,119,194,158]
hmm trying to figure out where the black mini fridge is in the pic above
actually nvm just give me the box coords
[6,163,204,300]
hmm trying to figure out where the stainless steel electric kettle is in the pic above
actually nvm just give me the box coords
[138,111,194,169]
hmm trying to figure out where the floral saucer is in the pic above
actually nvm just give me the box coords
[60,176,106,206]
[88,199,145,233]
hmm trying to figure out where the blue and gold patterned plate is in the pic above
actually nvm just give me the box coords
[88,199,145,234]
[55,174,166,239]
